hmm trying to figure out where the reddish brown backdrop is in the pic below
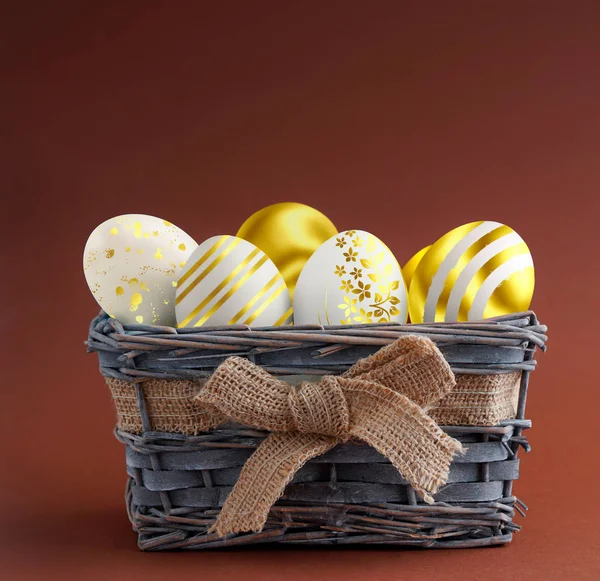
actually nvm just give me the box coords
[2,2,599,579]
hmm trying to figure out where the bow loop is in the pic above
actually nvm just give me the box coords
[342,334,455,409]
[198,356,296,432]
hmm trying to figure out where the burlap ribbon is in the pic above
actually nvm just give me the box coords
[194,335,463,537]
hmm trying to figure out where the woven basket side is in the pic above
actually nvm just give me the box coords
[118,425,529,550]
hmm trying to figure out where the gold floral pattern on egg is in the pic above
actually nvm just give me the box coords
[336,230,403,324]
[293,229,408,326]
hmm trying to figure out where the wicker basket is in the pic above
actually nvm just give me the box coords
[87,311,547,550]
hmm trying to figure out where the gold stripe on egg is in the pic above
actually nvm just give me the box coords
[482,264,534,319]
[176,238,240,306]
[409,221,485,323]
[178,249,262,327]
[273,306,294,327]
[432,224,514,321]
[192,255,270,327]
[177,235,229,288]
[243,282,288,325]
[228,272,283,325]
[459,243,531,320]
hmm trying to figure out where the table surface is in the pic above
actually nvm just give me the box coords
[2,1,599,579]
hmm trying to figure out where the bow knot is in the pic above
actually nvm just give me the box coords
[289,377,350,438]
[195,334,463,537]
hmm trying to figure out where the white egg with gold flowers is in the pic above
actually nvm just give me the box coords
[294,230,408,326]
[83,214,197,326]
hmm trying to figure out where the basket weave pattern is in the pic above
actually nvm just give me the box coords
[88,311,546,550]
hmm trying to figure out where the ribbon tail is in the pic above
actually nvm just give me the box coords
[211,432,337,537]
[343,380,464,503]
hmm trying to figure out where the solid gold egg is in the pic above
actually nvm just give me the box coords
[402,245,431,290]
[236,202,337,298]
[408,221,534,323]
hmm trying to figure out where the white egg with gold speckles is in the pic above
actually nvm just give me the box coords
[83,214,197,326]
[294,230,408,326]
[175,235,293,328]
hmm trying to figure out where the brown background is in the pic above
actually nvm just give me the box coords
[2,1,599,579]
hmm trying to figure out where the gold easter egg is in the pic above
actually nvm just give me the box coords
[402,245,431,290]
[236,202,337,298]
[408,221,534,323]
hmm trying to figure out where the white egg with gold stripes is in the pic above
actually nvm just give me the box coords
[408,221,535,323]
[175,235,293,328]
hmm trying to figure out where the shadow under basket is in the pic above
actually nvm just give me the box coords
[87,311,547,551]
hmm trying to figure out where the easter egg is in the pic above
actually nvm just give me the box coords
[175,235,292,328]
[236,202,337,298]
[294,230,408,326]
[83,214,197,326]
[408,221,534,323]
[402,245,431,290]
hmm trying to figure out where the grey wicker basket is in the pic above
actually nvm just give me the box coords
[87,310,547,550]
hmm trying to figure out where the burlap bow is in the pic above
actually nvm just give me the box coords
[195,334,463,537]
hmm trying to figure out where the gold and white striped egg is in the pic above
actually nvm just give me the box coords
[83,214,197,326]
[294,230,408,325]
[175,235,293,328]
[408,221,534,323]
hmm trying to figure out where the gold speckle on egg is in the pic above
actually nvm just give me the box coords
[144,232,150,238]
[163,220,172,227]
[129,292,143,312]
[133,222,143,238]
[109,227,118,236]
[164,299,170,305]
[155,248,163,260]
[135,315,144,324]
[125,246,131,252]
[140,282,149,291]
[172,281,178,287]
[128,278,139,287]
[178,243,186,251]
[153,231,159,236]
[136,248,145,254]
[105,249,115,258]
[115,286,124,296]
[180,261,186,268]
[84,251,97,271]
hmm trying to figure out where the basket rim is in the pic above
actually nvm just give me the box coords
[88,310,547,351]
